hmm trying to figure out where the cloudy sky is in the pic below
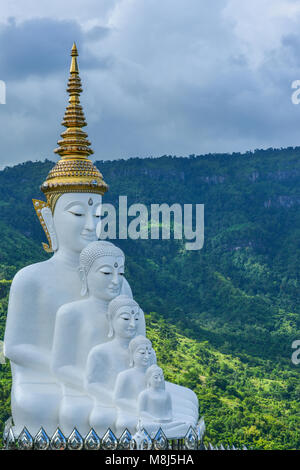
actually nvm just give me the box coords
[1,0,300,167]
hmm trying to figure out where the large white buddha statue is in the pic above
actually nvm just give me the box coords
[3,44,130,436]
[51,243,145,436]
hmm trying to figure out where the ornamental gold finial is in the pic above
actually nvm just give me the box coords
[54,42,92,159]
[40,43,108,213]
[70,42,79,73]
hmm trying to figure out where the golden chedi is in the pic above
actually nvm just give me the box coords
[33,43,108,252]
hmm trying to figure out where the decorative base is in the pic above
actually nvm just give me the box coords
[2,417,206,450]
[2,417,247,450]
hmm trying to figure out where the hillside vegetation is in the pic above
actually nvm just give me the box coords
[0,148,299,449]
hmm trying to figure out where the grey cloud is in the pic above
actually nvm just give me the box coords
[0,17,82,79]
[281,33,300,67]
[0,17,111,80]
[1,1,300,167]
[85,25,111,41]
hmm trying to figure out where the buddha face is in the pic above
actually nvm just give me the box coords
[149,368,164,390]
[112,305,140,339]
[133,343,152,368]
[53,193,102,253]
[87,255,125,301]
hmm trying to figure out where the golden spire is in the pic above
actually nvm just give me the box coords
[40,43,108,212]
[54,42,92,159]
[70,42,79,73]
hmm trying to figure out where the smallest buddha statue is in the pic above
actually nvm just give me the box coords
[138,365,190,438]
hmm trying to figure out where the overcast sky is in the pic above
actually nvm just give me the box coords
[1,0,300,167]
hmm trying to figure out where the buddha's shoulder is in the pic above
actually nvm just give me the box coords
[56,299,90,318]
[137,388,148,399]
[10,259,54,290]
[117,368,132,379]
[88,342,110,359]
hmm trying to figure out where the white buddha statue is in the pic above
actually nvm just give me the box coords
[138,365,192,438]
[85,295,144,435]
[3,44,131,436]
[114,335,154,435]
[51,242,142,436]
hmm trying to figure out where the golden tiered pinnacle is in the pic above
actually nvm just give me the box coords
[54,43,92,159]
[40,43,108,211]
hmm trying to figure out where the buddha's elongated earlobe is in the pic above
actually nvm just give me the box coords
[78,267,88,297]
[32,200,58,252]
[107,313,114,338]
[107,322,114,338]
[151,348,157,365]
[42,206,58,252]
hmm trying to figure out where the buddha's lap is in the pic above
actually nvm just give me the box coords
[11,383,61,433]
[142,418,188,430]
[115,410,138,428]
[171,411,196,426]
[58,396,93,435]
[12,382,61,407]
[89,405,116,427]
[59,394,93,414]
[165,381,198,406]
[170,395,198,415]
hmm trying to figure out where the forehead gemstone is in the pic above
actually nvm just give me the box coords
[114,262,118,268]
[88,198,93,206]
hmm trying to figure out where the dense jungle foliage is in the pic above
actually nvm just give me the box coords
[0,147,299,449]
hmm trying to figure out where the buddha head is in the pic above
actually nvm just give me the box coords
[79,241,125,299]
[145,365,165,390]
[107,295,142,339]
[128,335,153,368]
[32,44,108,255]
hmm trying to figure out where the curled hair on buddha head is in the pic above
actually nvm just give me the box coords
[145,364,164,388]
[79,241,124,275]
[78,241,125,296]
[107,295,141,338]
[128,335,152,367]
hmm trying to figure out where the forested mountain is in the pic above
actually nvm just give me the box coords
[0,147,299,449]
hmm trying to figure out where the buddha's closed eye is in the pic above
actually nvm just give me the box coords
[69,211,84,217]
[120,315,130,320]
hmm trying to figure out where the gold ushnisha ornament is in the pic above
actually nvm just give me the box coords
[33,43,108,252]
